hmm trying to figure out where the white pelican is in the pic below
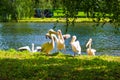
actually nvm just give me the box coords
[45,29,57,39]
[41,34,56,55]
[45,29,70,52]
[41,29,58,55]
[70,35,81,56]
[18,43,41,53]
[45,29,71,40]
[56,29,66,51]
[86,38,96,56]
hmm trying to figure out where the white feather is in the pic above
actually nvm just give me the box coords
[70,36,81,56]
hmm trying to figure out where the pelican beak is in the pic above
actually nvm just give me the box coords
[46,29,57,39]
[49,29,57,35]
[51,31,57,35]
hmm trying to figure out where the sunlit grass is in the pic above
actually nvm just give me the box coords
[17,10,110,23]
[54,10,86,17]
[0,49,120,80]
[18,17,110,23]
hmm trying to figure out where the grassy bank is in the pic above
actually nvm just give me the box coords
[18,10,110,23]
[0,49,120,80]
[18,17,109,23]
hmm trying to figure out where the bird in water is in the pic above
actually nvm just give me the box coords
[18,43,41,53]
[70,35,81,56]
[86,38,96,56]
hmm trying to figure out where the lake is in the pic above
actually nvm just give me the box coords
[0,22,120,56]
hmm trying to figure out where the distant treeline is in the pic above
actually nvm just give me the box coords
[0,0,119,23]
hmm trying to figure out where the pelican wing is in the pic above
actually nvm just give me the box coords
[91,49,96,53]
[91,49,96,56]
[36,46,41,50]
[63,34,71,40]
[41,42,50,51]
[36,46,42,52]
[45,33,51,39]
[71,41,81,54]
[18,46,31,52]
[57,39,65,50]
[75,41,81,52]
[41,41,53,54]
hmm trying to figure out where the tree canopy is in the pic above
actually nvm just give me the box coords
[0,0,120,24]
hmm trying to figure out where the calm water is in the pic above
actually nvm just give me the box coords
[0,22,120,56]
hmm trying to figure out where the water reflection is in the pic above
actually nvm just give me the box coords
[0,22,119,56]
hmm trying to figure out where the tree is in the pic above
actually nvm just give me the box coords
[0,0,119,24]
[58,0,120,27]
[0,0,34,21]
[11,0,34,20]
[0,0,13,21]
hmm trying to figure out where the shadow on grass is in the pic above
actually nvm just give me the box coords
[0,56,120,80]
[49,52,73,57]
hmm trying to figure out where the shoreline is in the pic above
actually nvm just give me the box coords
[18,18,110,23]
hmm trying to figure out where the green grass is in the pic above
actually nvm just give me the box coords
[18,17,109,23]
[18,10,110,23]
[0,49,120,80]
[53,10,86,17]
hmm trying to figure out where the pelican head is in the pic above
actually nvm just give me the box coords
[45,33,51,39]
[70,35,77,44]
[72,35,77,40]
[57,29,62,35]
[86,38,92,47]
[48,29,57,35]
[45,29,57,39]
[57,29,65,41]
[72,35,77,41]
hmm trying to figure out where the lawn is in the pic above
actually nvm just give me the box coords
[0,49,120,80]
[53,9,86,17]
[18,10,110,23]
[18,17,109,23]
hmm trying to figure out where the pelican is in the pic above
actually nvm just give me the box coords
[86,38,96,56]
[45,29,70,52]
[45,29,71,40]
[45,29,57,39]
[41,29,58,55]
[18,43,41,52]
[41,34,56,55]
[70,35,81,56]
[56,29,66,51]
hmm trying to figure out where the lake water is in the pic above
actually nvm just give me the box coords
[0,22,120,56]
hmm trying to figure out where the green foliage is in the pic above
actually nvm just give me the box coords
[0,50,120,80]
[61,0,120,24]
[0,0,119,24]
[0,0,13,21]
[11,0,34,20]
[0,0,34,21]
